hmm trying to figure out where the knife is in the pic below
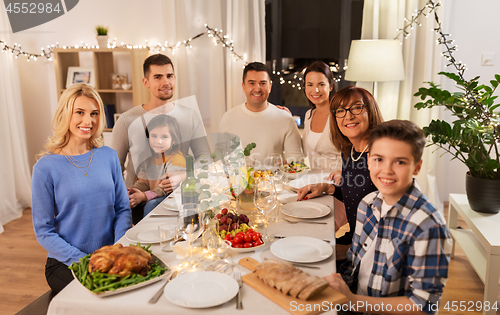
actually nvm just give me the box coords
[148,270,178,304]
[291,263,320,270]
[263,257,320,269]
[275,235,331,243]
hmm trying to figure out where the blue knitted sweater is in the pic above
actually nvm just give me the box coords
[32,146,132,265]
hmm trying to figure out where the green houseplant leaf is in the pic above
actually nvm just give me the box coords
[414,72,500,180]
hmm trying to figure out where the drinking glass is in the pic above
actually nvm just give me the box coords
[158,223,176,252]
[177,203,205,273]
[264,153,284,192]
[254,177,278,242]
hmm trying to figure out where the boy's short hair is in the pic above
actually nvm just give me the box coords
[143,54,174,78]
[242,62,271,82]
[368,119,426,162]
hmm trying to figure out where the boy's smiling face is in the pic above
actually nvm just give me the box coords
[368,137,423,206]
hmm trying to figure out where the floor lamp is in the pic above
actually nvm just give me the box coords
[344,40,405,100]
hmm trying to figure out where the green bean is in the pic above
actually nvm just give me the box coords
[70,244,169,293]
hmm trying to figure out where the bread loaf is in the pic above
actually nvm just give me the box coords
[253,258,329,300]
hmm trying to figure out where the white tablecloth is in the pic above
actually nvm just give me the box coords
[47,186,338,315]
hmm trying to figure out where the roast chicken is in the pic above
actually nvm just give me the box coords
[88,244,154,277]
[253,258,329,300]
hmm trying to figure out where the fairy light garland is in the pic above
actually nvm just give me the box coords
[0,24,246,63]
[205,24,247,64]
[273,62,345,90]
[396,0,499,136]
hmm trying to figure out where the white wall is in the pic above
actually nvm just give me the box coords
[436,0,500,202]
[4,0,165,169]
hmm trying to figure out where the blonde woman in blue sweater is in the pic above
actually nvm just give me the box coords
[32,84,132,293]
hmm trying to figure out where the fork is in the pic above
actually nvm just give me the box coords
[234,272,243,309]
[282,217,327,225]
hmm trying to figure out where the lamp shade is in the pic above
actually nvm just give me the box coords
[345,40,405,82]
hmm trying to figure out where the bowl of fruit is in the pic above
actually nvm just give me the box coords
[284,161,309,179]
[216,208,265,252]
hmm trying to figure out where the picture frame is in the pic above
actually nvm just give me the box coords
[66,67,95,88]
[112,74,128,89]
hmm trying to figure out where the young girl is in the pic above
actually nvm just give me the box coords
[32,84,132,293]
[128,114,186,222]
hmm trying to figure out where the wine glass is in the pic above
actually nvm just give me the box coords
[264,153,284,192]
[254,177,278,242]
[177,203,205,273]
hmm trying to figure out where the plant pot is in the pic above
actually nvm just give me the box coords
[96,35,108,48]
[465,172,500,213]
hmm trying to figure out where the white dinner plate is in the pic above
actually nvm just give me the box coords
[287,173,331,189]
[160,197,180,212]
[125,222,162,244]
[270,236,333,263]
[164,271,238,308]
[281,201,331,219]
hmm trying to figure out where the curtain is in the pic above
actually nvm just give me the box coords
[359,0,446,210]
[161,0,265,132]
[0,6,33,233]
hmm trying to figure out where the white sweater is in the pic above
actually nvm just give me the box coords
[219,103,304,164]
[302,109,342,172]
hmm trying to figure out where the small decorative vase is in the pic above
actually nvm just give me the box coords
[465,172,500,213]
[96,35,108,48]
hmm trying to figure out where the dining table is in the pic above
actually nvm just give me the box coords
[46,170,345,315]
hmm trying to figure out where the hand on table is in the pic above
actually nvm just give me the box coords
[159,171,186,194]
[128,187,146,208]
[296,183,333,201]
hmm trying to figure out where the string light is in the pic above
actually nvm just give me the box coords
[204,24,246,63]
[398,0,498,140]
[272,62,343,90]
[0,24,244,63]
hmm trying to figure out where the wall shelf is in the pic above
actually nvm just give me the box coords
[53,48,150,128]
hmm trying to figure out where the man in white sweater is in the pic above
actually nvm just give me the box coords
[219,62,303,164]
[111,54,210,189]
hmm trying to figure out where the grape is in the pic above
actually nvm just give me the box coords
[215,213,221,219]
[220,216,227,224]
[227,212,234,219]
[226,218,232,225]
[219,224,228,232]
[232,223,239,231]
[221,208,228,215]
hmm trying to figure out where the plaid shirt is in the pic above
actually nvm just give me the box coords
[339,180,452,314]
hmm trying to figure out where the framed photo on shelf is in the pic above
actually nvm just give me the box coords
[66,67,95,88]
[112,74,128,89]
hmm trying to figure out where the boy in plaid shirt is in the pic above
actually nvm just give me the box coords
[325,120,452,314]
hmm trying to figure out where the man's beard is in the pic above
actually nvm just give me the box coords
[159,95,173,101]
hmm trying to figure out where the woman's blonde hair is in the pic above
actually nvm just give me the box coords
[329,86,384,159]
[38,84,105,158]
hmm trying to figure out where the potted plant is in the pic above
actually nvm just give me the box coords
[414,72,500,213]
[95,25,109,48]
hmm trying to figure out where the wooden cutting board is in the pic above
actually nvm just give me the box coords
[238,257,347,315]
